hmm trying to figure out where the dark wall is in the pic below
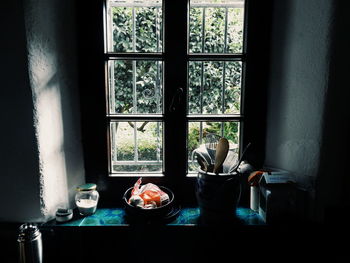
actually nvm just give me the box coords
[315,0,350,222]
[264,0,345,222]
[0,0,42,222]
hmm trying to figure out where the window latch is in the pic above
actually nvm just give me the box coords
[169,87,184,113]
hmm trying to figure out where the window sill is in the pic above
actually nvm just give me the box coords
[42,207,265,227]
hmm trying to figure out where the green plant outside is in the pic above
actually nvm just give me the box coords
[111,4,243,166]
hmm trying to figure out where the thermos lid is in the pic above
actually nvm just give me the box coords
[17,223,41,242]
[76,183,97,191]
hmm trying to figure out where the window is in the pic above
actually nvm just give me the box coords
[103,0,246,180]
[77,0,272,205]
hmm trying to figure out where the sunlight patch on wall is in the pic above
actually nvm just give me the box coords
[25,0,70,220]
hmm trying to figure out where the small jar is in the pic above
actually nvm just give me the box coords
[75,183,99,216]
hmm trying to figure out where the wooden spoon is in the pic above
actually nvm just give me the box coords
[213,138,229,174]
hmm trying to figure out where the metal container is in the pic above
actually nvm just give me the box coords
[17,223,43,263]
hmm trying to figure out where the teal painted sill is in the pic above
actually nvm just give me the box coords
[43,207,265,227]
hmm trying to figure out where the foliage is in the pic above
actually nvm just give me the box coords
[111,4,243,163]
[187,121,239,155]
[112,7,162,53]
[116,138,159,161]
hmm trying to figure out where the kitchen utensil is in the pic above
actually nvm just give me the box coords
[213,138,229,174]
[196,153,207,171]
[222,150,238,173]
[204,133,220,164]
[229,142,251,173]
[193,144,212,165]
[191,145,212,171]
[195,154,215,172]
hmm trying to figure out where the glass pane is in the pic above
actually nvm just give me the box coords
[106,0,162,53]
[188,61,242,114]
[189,8,204,53]
[227,7,244,53]
[108,60,163,114]
[110,121,163,173]
[188,121,240,172]
[189,0,244,53]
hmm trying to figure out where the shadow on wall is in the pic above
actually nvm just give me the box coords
[265,0,336,222]
[265,0,294,150]
[0,0,42,223]
[316,0,350,222]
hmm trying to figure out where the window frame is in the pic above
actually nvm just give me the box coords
[77,0,271,207]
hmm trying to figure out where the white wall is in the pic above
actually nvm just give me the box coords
[0,0,85,222]
[23,0,85,221]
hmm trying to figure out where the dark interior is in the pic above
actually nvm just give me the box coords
[1,0,350,262]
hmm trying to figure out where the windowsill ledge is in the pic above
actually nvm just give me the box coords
[42,207,265,227]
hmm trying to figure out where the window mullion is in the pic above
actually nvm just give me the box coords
[163,0,188,183]
[157,61,161,113]
[132,7,136,52]
[132,61,137,113]
[134,121,138,162]
[200,61,204,113]
[222,61,226,114]
[156,7,160,52]
[201,7,206,53]
[224,7,228,53]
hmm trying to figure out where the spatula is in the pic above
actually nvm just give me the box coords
[213,138,229,174]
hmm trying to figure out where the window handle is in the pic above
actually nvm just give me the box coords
[169,87,184,112]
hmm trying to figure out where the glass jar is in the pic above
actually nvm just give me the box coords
[75,183,99,216]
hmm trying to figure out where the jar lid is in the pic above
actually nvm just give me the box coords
[76,183,97,191]
[55,208,73,222]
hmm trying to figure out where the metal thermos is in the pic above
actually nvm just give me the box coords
[17,223,43,263]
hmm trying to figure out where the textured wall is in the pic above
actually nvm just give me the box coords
[23,0,85,221]
[265,0,333,220]
[17,0,84,222]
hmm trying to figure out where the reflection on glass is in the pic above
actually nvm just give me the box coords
[188,121,240,172]
[188,61,241,114]
[108,60,163,114]
[189,0,244,53]
[110,121,163,173]
[107,0,162,53]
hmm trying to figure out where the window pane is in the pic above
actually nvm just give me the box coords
[227,7,244,53]
[110,121,163,173]
[107,0,162,53]
[108,60,163,114]
[188,121,240,172]
[189,7,204,53]
[189,0,244,53]
[188,61,242,114]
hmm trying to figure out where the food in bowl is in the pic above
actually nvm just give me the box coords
[128,178,170,209]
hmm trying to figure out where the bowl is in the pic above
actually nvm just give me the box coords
[122,186,175,219]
